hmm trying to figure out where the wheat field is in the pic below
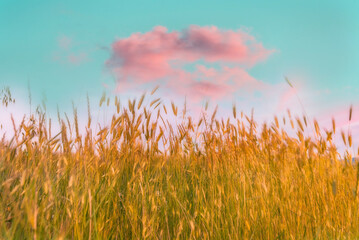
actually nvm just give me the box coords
[1,90,359,239]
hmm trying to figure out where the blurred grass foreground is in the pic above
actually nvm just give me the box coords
[1,88,359,239]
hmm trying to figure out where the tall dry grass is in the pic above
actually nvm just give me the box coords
[1,89,359,239]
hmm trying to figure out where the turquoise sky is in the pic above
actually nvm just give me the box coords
[1,0,358,119]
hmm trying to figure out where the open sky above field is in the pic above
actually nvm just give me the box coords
[1,0,359,141]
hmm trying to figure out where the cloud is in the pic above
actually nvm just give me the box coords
[277,87,297,111]
[167,65,271,101]
[58,35,73,50]
[322,106,359,130]
[53,52,88,65]
[67,52,88,65]
[106,25,274,101]
[54,35,88,65]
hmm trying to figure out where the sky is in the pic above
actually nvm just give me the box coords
[1,0,359,151]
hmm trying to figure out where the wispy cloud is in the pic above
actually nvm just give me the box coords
[67,52,88,65]
[58,35,73,50]
[106,25,274,101]
[54,35,89,65]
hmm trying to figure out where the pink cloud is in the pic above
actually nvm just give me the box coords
[67,52,88,65]
[166,65,270,101]
[58,36,72,50]
[54,35,89,65]
[277,87,297,111]
[321,107,359,130]
[53,52,88,65]
[106,25,274,101]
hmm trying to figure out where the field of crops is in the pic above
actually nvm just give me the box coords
[1,91,359,239]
